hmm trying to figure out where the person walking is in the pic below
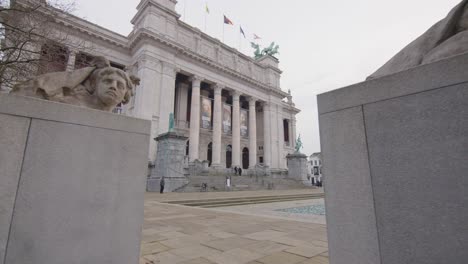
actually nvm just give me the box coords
[160,177,165,194]
[238,167,242,176]
[234,166,238,175]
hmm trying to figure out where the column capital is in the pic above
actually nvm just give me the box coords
[232,90,242,100]
[189,75,203,86]
[213,84,224,93]
[248,97,257,106]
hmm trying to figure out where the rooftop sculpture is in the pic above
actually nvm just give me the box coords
[250,42,280,59]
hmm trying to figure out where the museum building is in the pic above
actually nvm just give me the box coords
[26,0,300,171]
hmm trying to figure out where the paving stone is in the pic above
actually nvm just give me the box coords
[179,257,216,264]
[268,236,305,247]
[285,246,328,258]
[241,241,292,255]
[160,238,202,249]
[145,251,189,264]
[141,233,168,243]
[222,248,265,263]
[140,241,170,256]
[210,231,237,239]
[202,236,258,251]
[256,251,307,264]
[169,245,222,259]
[299,255,329,264]
[243,230,287,241]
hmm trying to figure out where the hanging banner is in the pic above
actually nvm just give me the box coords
[240,109,248,137]
[201,97,212,129]
[223,104,231,133]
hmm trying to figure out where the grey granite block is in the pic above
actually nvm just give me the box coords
[318,53,468,264]
[363,83,468,264]
[319,106,381,264]
[0,114,30,264]
[0,94,150,264]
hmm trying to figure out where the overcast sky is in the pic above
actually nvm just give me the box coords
[74,0,460,155]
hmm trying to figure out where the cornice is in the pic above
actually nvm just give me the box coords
[129,29,289,98]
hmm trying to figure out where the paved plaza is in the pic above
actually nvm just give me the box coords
[140,190,328,264]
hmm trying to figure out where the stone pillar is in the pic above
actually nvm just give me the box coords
[277,106,285,168]
[159,62,177,133]
[211,84,223,168]
[66,49,77,72]
[175,83,189,126]
[189,75,202,161]
[248,97,257,168]
[263,102,271,167]
[134,55,162,161]
[232,91,241,167]
[291,117,297,149]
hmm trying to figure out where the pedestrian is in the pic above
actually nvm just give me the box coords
[234,166,238,175]
[160,177,165,193]
[238,167,242,176]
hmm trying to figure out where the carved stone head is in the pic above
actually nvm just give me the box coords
[88,66,135,108]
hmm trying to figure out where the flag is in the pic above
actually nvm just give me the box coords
[253,34,261,40]
[240,26,246,38]
[205,3,209,14]
[224,15,233,25]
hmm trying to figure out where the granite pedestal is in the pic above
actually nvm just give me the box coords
[0,94,150,264]
[286,152,308,185]
[318,53,468,264]
[147,132,189,192]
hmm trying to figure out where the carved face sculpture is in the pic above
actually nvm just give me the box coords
[92,68,131,107]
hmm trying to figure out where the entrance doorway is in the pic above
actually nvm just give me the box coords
[226,145,232,168]
[207,142,212,166]
[242,147,249,169]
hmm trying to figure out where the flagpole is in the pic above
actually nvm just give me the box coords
[223,23,225,43]
[238,27,241,51]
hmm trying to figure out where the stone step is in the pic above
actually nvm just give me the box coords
[200,196,320,208]
[165,193,323,207]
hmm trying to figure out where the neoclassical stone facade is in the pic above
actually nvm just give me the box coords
[14,0,300,171]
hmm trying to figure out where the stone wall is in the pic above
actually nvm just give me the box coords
[0,94,150,264]
[318,53,468,264]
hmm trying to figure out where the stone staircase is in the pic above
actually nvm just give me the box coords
[164,192,324,208]
[174,174,311,193]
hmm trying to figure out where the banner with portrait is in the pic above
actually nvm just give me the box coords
[201,97,212,129]
[240,109,248,137]
[222,104,231,133]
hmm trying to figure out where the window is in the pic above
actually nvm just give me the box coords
[259,157,264,163]
[38,42,69,74]
[283,119,290,144]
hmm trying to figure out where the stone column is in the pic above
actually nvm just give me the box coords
[263,102,271,167]
[134,54,162,161]
[175,83,189,127]
[159,62,178,133]
[291,117,297,149]
[212,84,223,168]
[189,75,202,161]
[66,49,77,72]
[232,91,241,167]
[248,97,257,168]
[277,106,285,168]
